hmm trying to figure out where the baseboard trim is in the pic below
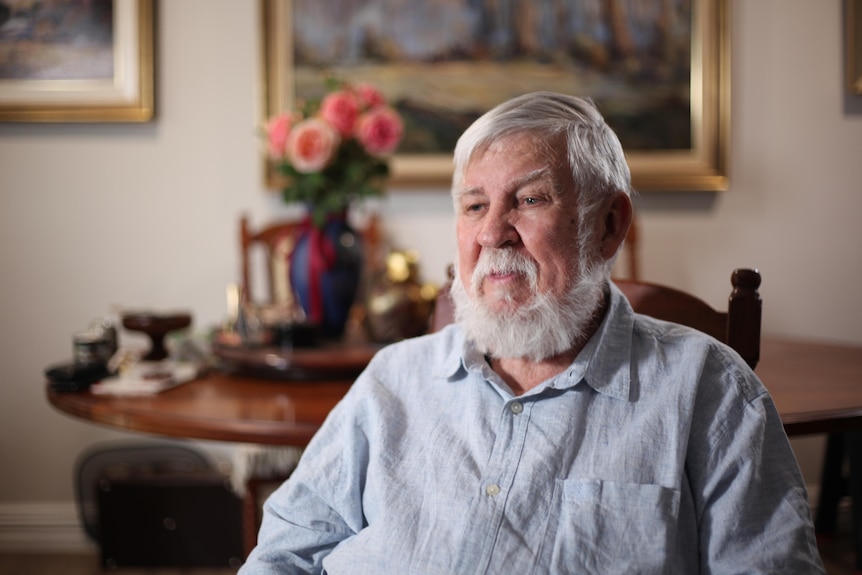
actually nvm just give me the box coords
[0,502,95,553]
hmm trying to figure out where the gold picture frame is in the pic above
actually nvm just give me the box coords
[0,0,155,123]
[261,0,729,192]
[848,0,862,95]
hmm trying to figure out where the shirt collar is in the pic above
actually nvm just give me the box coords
[569,282,633,401]
[433,326,470,380]
[442,282,635,401]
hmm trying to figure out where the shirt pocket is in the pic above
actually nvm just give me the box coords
[534,478,681,575]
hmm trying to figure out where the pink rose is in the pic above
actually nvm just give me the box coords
[319,90,359,137]
[286,118,340,173]
[356,106,404,156]
[267,113,294,159]
[355,83,387,110]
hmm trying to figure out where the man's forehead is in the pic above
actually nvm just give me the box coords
[474,131,544,157]
[469,130,566,170]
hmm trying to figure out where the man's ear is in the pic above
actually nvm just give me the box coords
[599,193,633,261]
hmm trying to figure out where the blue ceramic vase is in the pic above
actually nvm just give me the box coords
[289,214,363,339]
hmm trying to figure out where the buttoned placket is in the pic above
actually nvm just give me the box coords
[465,396,533,575]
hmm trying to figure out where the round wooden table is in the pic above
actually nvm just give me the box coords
[47,371,353,446]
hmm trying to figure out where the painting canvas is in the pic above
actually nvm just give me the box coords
[0,0,115,80]
[0,0,154,122]
[263,0,729,190]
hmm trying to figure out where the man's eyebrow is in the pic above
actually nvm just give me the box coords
[454,186,484,202]
[513,167,555,192]
[455,167,555,201]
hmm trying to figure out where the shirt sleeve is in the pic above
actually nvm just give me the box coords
[238,377,373,575]
[687,356,825,574]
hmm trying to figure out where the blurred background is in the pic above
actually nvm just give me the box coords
[0,0,860,553]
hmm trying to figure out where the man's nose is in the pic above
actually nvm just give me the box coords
[477,207,519,248]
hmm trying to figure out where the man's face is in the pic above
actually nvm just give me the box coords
[455,133,582,313]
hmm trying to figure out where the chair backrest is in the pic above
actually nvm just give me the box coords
[430,268,762,369]
[239,213,384,305]
[240,214,300,305]
[614,268,762,369]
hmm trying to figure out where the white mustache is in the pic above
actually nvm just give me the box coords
[471,249,538,293]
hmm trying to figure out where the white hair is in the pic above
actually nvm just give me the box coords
[450,247,607,362]
[448,92,631,359]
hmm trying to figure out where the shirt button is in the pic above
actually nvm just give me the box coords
[509,402,524,414]
[485,484,501,497]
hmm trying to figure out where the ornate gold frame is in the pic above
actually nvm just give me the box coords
[848,0,862,95]
[0,0,155,123]
[261,0,730,192]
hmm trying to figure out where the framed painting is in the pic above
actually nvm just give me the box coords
[848,0,862,95]
[0,0,154,123]
[261,0,729,191]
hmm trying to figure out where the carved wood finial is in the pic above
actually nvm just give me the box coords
[728,268,762,369]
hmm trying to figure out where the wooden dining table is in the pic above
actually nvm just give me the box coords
[47,336,862,443]
[759,337,862,435]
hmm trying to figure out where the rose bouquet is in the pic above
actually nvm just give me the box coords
[266,79,404,227]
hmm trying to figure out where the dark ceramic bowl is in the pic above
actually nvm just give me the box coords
[122,312,192,361]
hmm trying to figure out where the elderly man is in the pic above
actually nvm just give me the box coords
[240,92,824,574]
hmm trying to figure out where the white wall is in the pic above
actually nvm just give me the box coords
[0,0,860,547]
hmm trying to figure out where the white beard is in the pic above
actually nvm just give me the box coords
[450,249,607,361]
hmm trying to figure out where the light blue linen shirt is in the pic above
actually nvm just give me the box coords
[241,283,824,574]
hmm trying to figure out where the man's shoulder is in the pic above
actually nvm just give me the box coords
[630,312,716,346]
[366,324,464,377]
[628,312,764,399]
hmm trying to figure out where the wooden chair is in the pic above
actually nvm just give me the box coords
[239,213,384,305]
[236,213,384,556]
[240,215,302,305]
[615,268,762,369]
[431,268,762,370]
